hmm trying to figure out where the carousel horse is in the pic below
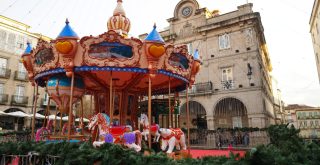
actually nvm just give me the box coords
[87,113,142,152]
[35,119,53,142]
[139,113,160,142]
[158,128,187,154]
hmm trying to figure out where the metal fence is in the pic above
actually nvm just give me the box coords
[1,154,60,165]
[0,133,31,143]
[188,129,270,149]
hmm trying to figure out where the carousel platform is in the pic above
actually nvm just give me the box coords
[189,149,246,158]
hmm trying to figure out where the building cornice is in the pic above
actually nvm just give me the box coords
[309,0,319,30]
[0,22,51,41]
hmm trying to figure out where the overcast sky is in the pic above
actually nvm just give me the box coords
[1,0,319,107]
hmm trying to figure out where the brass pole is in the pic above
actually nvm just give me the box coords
[109,72,113,124]
[168,77,171,128]
[43,97,51,128]
[90,95,93,116]
[59,112,63,135]
[67,73,75,141]
[31,84,39,140]
[186,84,190,155]
[53,106,58,135]
[148,75,152,149]
[80,97,84,135]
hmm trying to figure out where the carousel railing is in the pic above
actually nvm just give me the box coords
[185,128,270,149]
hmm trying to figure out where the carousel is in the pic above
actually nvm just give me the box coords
[21,0,200,154]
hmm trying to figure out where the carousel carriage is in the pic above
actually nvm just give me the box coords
[22,0,200,154]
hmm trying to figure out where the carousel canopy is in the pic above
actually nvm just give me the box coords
[22,0,201,98]
[56,19,79,39]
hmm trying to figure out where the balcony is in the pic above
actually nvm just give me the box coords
[14,71,28,81]
[11,95,28,106]
[41,98,56,107]
[0,94,8,104]
[180,81,213,96]
[0,68,11,79]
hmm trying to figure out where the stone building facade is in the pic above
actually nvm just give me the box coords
[140,0,276,130]
[0,15,51,130]
[310,0,320,83]
[285,105,320,139]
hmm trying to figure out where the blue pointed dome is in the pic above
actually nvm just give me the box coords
[24,42,32,54]
[194,49,199,60]
[144,24,164,43]
[57,19,79,39]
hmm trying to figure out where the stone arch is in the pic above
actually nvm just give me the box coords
[1,108,26,131]
[180,101,207,129]
[213,97,249,129]
[173,0,200,18]
[4,108,24,113]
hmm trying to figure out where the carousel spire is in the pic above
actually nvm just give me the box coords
[144,23,164,43]
[114,0,126,16]
[107,0,131,36]
[57,18,79,39]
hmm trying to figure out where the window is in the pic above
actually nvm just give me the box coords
[15,85,25,96]
[0,30,7,50]
[18,62,26,79]
[187,43,193,55]
[245,28,253,46]
[299,121,303,128]
[7,33,16,51]
[17,35,25,49]
[0,83,3,94]
[310,120,314,127]
[15,85,25,103]
[0,58,7,77]
[221,67,233,89]
[219,33,230,49]
[222,67,233,81]
[304,121,307,127]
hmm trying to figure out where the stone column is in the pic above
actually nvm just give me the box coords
[207,115,215,130]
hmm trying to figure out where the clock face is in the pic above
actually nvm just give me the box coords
[182,7,192,17]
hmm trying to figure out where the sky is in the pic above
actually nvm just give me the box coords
[0,0,319,107]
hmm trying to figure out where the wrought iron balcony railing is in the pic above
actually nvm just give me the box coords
[181,81,213,95]
[221,80,234,90]
[14,71,28,81]
[11,95,28,106]
[0,68,11,79]
[0,94,8,104]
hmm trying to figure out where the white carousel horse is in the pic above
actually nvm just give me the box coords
[87,113,142,152]
[139,113,160,142]
[36,119,53,142]
[158,128,187,154]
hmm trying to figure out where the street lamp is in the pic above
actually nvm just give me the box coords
[247,63,253,85]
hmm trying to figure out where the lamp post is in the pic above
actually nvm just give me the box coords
[247,63,252,86]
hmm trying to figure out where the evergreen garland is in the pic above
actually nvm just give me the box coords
[0,124,320,164]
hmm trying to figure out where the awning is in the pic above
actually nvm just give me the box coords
[6,111,31,118]
[48,115,62,120]
[75,118,89,122]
